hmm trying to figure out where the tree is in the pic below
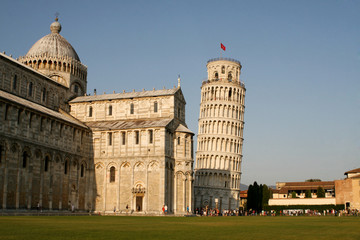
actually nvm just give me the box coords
[305,190,312,198]
[247,182,273,212]
[306,179,321,182]
[291,191,297,198]
[317,187,325,198]
[247,182,261,212]
[262,184,271,208]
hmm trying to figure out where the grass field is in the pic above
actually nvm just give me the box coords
[0,216,359,240]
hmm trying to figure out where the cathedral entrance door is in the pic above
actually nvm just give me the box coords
[136,196,143,212]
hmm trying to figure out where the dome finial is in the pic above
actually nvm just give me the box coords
[50,13,61,34]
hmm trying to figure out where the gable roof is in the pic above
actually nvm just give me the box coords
[70,88,180,103]
[0,89,87,128]
[84,118,173,131]
[344,168,360,174]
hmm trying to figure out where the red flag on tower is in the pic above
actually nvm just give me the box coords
[221,43,226,51]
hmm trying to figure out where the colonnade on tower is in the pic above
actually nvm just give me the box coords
[194,58,246,211]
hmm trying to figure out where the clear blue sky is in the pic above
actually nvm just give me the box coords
[1,0,359,186]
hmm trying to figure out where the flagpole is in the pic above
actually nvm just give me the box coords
[220,42,222,58]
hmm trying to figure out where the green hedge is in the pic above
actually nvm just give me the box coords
[263,204,345,212]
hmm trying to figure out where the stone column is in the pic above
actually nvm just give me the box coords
[183,178,186,212]
[15,166,20,209]
[103,164,107,212]
[188,176,192,212]
[173,173,177,213]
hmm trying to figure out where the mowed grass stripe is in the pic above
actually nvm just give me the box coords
[0,216,359,240]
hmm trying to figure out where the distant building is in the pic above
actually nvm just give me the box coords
[335,168,360,210]
[269,168,360,210]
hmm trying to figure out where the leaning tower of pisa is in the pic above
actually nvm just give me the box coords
[194,58,246,211]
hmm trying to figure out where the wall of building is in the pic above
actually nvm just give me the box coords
[0,53,70,111]
[335,178,360,210]
[269,198,336,206]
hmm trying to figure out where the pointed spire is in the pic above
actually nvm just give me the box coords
[178,74,181,88]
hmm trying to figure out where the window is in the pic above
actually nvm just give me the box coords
[88,106,93,117]
[108,132,112,146]
[108,105,112,116]
[177,137,180,145]
[64,160,68,174]
[17,109,22,125]
[122,132,126,145]
[221,66,225,74]
[110,166,115,182]
[229,88,232,98]
[22,151,28,168]
[28,82,33,97]
[4,104,9,120]
[185,137,187,156]
[214,72,218,79]
[80,164,84,177]
[149,130,153,144]
[130,103,134,114]
[42,88,46,102]
[154,102,158,113]
[12,75,17,90]
[135,131,139,144]
[74,85,79,94]
[44,156,49,172]
[228,72,232,80]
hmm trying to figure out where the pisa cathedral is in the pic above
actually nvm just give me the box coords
[0,18,194,214]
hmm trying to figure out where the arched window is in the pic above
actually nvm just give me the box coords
[122,132,126,145]
[228,72,232,80]
[110,166,115,182]
[177,137,181,145]
[22,151,28,168]
[135,131,139,144]
[149,130,153,143]
[44,156,49,172]
[74,84,79,94]
[81,164,85,177]
[88,106,93,117]
[214,72,219,79]
[221,66,225,74]
[28,82,33,97]
[64,160,68,174]
[154,102,158,113]
[130,103,134,114]
[229,88,232,99]
[108,132,112,146]
[108,105,112,116]
[12,75,17,90]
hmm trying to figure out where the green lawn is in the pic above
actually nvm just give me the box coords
[0,216,359,240]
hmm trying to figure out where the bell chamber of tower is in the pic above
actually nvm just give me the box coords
[194,57,246,211]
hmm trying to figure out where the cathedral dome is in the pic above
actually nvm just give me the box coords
[25,18,80,62]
